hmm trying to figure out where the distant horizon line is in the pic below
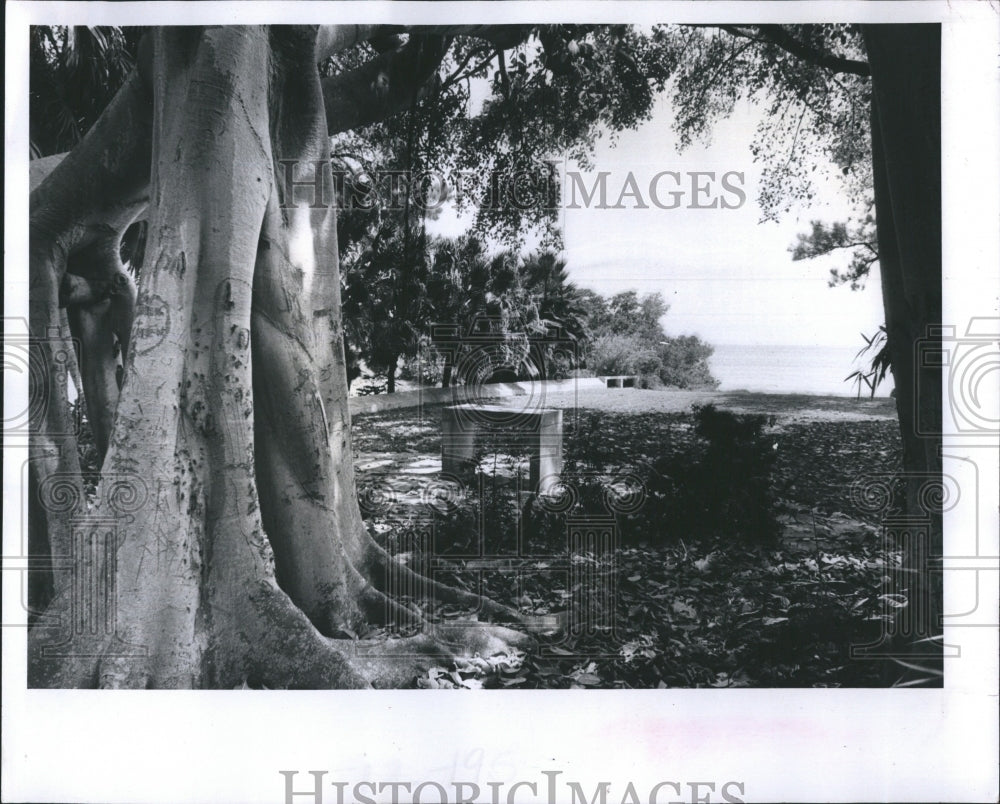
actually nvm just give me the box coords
[706,342,864,349]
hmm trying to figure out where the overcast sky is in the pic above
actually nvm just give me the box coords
[558,94,884,347]
[430,91,885,349]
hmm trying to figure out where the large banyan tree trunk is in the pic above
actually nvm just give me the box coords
[29,25,528,689]
[862,24,943,675]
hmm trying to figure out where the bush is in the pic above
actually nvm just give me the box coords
[397,335,446,387]
[646,404,779,544]
[587,333,657,377]
[656,336,719,390]
[355,377,388,395]
[586,333,719,390]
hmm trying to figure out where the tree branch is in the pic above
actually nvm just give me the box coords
[496,49,511,100]
[755,25,870,77]
[322,34,451,134]
[381,24,533,51]
[705,24,870,76]
[440,45,494,92]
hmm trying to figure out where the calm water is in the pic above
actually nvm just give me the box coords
[709,343,895,397]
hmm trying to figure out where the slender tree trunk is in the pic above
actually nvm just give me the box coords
[863,24,943,675]
[386,354,398,393]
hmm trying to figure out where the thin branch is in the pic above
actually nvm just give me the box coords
[784,104,809,172]
[440,48,496,92]
[439,44,487,91]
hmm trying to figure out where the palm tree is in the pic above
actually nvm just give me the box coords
[518,251,589,378]
[30,26,142,158]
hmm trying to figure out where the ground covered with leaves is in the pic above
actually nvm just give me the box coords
[353,390,906,688]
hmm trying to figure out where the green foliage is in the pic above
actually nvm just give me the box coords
[646,404,780,545]
[518,251,589,344]
[656,336,718,389]
[340,216,432,391]
[580,290,719,389]
[418,240,590,386]
[844,325,891,398]
[331,24,694,382]
[68,398,100,500]
[329,26,685,249]
[791,215,879,290]
[30,25,142,157]
[661,24,871,220]
[587,334,661,380]
[655,24,880,294]
[455,26,679,245]
[425,236,537,385]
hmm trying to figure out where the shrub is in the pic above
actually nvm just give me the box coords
[646,404,779,544]
[355,377,388,395]
[587,333,658,377]
[585,333,719,390]
[656,336,719,390]
[397,335,448,387]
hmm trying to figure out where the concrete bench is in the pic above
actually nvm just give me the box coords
[441,404,563,494]
[603,375,638,388]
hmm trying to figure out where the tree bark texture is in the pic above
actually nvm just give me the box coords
[29,26,527,689]
[863,24,943,670]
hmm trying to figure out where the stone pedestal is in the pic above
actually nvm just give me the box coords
[441,404,563,494]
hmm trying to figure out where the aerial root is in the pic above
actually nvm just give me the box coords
[364,538,525,624]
